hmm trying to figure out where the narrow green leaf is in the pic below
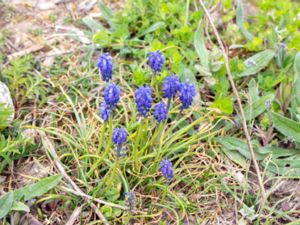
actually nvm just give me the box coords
[193,22,210,73]
[11,201,30,213]
[0,192,14,219]
[236,0,254,41]
[99,0,115,28]
[271,112,300,143]
[14,175,62,201]
[239,50,275,77]
[248,79,259,102]
[138,22,165,37]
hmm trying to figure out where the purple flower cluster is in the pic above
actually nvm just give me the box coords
[104,83,120,107]
[96,49,198,182]
[160,159,174,181]
[112,127,128,145]
[97,53,113,82]
[148,50,164,73]
[163,73,181,99]
[112,127,128,158]
[100,102,111,122]
[135,85,152,117]
[154,101,168,123]
[179,81,196,110]
[100,83,120,121]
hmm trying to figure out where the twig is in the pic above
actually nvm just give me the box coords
[61,186,128,210]
[198,0,266,201]
[40,132,110,225]
[7,39,57,61]
[66,205,83,225]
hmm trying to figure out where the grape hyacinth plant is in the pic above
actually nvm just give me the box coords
[154,101,168,123]
[104,83,121,107]
[148,50,164,74]
[95,47,199,206]
[112,127,128,158]
[97,52,113,82]
[163,73,181,109]
[163,73,181,100]
[179,81,196,110]
[135,85,153,117]
[100,102,111,122]
[160,159,174,182]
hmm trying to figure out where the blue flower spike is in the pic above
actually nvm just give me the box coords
[104,83,121,107]
[97,53,113,82]
[154,101,168,123]
[160,159,174,182]
[163,73,181,100]
[100,102,111,122]
[112,127,128,158]
[163,73,181,109]
[148,50,164,74]
[179,81,196,110]
[135,85,152,117]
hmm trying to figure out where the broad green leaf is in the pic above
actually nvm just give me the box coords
[14,175,62,201]
[291,75,300,121]
[138,22,165,37]
[263,157,300,176]
[195,64,212,77]
[248,79,259,102]
[101,205,113,218]
[239,50,275,77]
[193,22,210,74]
[243,94,274,121]
[218,138,300,175]
[104,187,120,202]
[0,192,14,219]
[263,163,300,176]
[271,112,300,143]
[211,97,233,115]
[258,147,299,158]
[11,201,30,212]
[223,148,248,168]
[236,0,254,41]
[93,29,111,46]
[294,52,300,83]
[216,137,265,160]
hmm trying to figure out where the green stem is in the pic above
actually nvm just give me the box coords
[87,116,113,177]
[184,0,190,26]
[106,159,119,190]
[133,118,145,172]
[98,122,107,154]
